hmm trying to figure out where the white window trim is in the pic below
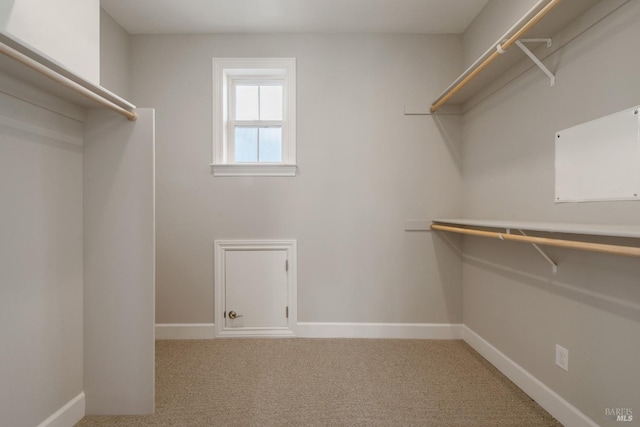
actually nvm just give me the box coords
[211,58,297,177]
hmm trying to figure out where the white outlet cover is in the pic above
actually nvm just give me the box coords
[556,344,569,371]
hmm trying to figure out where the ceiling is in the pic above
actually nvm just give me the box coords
[101,0,489,35]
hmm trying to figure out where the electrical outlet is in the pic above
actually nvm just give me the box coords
[556,344,569,371]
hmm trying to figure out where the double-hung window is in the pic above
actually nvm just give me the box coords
[230,78,283,163]
[212,58,296,176]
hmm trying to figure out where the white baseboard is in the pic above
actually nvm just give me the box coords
[155,322,462,340]
[156,323,215,339]
[37,392,85,427]
[297,322,463,339]
[462,326,598,427]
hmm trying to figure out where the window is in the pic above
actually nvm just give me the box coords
[212,58,297,176]
[231,81,283,162]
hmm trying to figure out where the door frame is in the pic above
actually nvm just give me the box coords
[214,240,297,338]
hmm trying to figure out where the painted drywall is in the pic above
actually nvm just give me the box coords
[0,85,83,426]
[0,1,13,29]
[0,0,100,83]
[100,7,131,99]
[83,108,155,415]
[461,1,640,426]
[131,33,464,325]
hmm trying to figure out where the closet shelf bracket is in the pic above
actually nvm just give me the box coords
[511,38,555,86]
[516,229,558,274]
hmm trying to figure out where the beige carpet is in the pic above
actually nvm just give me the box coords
[76,339,561,426]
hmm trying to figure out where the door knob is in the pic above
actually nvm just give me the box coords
[228,310,243,319]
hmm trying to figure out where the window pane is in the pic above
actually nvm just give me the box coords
[235,127,258,162]
[259,127,282,162]
[235,85,258,120]
[259,85,283,120]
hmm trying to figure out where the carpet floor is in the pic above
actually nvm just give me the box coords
[76,339,561,426]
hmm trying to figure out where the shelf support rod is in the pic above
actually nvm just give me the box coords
[0,41,137,121]
[518,229,558,274]
[430,0,562,113]
[514,39,555,86]
[430,223,640,259]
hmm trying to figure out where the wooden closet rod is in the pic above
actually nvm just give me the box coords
[430,0,562,113]
[0,42,137,121]
[431,224,640,258]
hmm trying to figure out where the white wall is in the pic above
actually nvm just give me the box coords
[461,1,640,425]
[83,108,155,415]
[100,8,131,99]
[0,1,14,29]
[0,79,84,427]
[131,33,464,325]
[0,0,100,83]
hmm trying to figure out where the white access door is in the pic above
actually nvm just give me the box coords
[226,250,287,328]
[215,240,297,337]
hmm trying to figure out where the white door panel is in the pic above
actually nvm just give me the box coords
[225,250,288,329]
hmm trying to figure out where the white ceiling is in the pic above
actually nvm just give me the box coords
[101,0,489,35]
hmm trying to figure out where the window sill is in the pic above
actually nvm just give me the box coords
[210,163,298,177]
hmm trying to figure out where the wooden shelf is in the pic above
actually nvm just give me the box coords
[433,219,640,239]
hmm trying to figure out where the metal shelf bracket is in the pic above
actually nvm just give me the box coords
[516,229,558,274]
[513,38,555,86]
